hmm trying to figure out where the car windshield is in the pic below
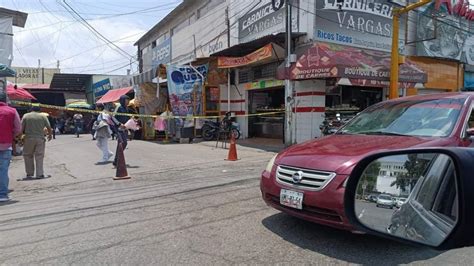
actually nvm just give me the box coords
[340,98,465,137]
[379,195,391,200]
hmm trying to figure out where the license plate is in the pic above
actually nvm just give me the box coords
[280,189,303,210]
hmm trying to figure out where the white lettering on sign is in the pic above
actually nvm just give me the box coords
[323,0,394,18]
[242,4,274,31]
[153,45,170,62]
[336,6,391,37]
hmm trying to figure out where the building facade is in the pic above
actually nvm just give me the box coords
[134,0,469,144]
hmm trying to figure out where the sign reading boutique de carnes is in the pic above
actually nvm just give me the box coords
[315,0,405,53]
[238,0,298,43]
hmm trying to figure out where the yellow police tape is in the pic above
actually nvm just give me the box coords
[11,100,285,119]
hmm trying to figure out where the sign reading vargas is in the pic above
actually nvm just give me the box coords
[166,64,208,118]
[315,0,405,53]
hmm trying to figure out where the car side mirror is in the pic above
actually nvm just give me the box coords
[466,128,474,138]
[344,148,474,250]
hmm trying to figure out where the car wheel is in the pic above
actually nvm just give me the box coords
[376,204,379,208]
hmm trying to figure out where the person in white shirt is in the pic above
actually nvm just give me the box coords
[94,104,113,164]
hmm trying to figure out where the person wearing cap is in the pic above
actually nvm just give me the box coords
[0,91,22,202]
[21,105,53,179]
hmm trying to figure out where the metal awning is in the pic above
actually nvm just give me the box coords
[210,32,305,57]
[50,73,92,91]
[96,87,133,104]
[0,64,16,77]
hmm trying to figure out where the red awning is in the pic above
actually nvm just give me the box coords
[278,42,427,84]
[96,87,133,104]
[6,84,36,101]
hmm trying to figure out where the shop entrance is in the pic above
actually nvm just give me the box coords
[248,87,285,139]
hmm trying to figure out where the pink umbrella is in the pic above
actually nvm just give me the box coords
[6,83,37,101]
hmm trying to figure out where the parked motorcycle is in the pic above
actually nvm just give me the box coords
[202,112,241,141]
[319,113,350,136]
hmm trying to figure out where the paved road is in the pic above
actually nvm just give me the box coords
[356,201,396,233]
[1,136,473,264]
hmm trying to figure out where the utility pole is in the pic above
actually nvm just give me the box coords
[37,59,41,84]
[284,0,293,146]
[226,7,231,112]
[389,0,431,99]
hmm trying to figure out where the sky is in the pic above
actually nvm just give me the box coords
[1,0,182,75]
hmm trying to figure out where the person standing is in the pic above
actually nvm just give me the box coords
[47,113,57,139]
[21,106,52,179]
[0,91,22,202]
[111,95,131,167]
[73,113,84,138]
[95,104,113,163]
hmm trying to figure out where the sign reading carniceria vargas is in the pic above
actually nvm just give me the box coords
[315,0,405,53]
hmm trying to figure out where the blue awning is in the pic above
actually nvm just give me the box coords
[0,64,16,77]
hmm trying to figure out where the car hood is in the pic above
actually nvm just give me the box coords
[276,134,455,175]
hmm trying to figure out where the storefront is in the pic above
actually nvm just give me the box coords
[213,36,287,140]
[245,80,285,139]
[278,42,427,141]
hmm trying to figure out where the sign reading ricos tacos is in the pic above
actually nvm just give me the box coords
[315,0,405,53]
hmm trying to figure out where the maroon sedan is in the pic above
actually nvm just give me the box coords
[261,93,474,232]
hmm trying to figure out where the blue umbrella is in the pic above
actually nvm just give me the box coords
[0,64,16,77]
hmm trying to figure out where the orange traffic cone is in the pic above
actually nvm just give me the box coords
[113,142,131,180]
[226,133,238,161]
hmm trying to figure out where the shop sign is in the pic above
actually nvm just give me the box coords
[167,64,208,117]
[197,33,227,58]
[417,1,474,63]
[315,0,405,53]
[288,42,426,83]
[218,43,273,68]
[238,1,298,43]
[243,79,285,90]
[346,78,415,89]
[93,78,112,98]
[152,38,171,69]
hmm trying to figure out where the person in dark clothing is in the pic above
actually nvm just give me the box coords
[47,113,57,139]
[111,95,131,166]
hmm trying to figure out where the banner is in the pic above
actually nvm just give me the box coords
[167,64,208,119]
[218,44,274,68]
[93,78,112,98]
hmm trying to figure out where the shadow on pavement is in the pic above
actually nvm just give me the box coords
[0,200,19,206]
[16,176,52,182]
[262,213,443,265]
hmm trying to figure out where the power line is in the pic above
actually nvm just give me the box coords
[60,0,134,60]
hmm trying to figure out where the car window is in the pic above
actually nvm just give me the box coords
[432,163,458,223]
[414,155,450,210]
[341,98,464,137]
